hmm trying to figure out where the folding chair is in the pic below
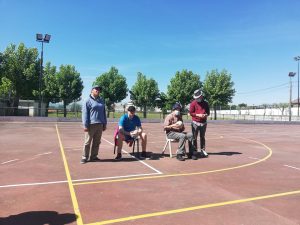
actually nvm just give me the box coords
[162,135,178,158]
[113,127,139,155]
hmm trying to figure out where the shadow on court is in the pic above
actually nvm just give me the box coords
[0,211,76,225]
[208,151,242,156]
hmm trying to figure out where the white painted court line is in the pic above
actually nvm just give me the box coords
[1,159,19,165]
[284,165,300,171]
[248,157,260,160]
[36,152,52,156]
[102,137,163,175]
[0,180,67,188]
[0,172,162,188]
[72,172,160,183]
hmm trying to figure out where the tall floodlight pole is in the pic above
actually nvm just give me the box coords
[288,72,296,121]
[294,56,300,117]
[36,34,51,116]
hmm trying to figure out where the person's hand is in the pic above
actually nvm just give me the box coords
[196,113,207,118]
[130,130,138,137]
[175,121,183,128]
[84,128,88,132]
[103,125,107,131]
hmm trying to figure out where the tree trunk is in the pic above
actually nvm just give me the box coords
[107,110,110,118]
[143,105,147,118]
[214,106,217,120]
[12,96,19,116]
[63,100,67,117]
[45,101,50,117]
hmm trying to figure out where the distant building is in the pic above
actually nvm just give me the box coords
[292,98,300,106]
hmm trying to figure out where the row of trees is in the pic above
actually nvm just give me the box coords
[1,43,236,119]
[93,67,235,120]
[0,43,83,116]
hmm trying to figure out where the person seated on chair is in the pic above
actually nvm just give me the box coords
[163,102,197,161]
[115,106,147,160]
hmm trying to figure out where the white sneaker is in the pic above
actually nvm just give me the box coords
[201,149,208,157]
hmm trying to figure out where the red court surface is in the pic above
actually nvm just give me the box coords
[1,121,300,225]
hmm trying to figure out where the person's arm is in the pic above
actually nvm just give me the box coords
[103,103,107,131]
[189,101,196,117]
[82,100,90,132]
[164,116,182,131]
[206,102,210,116]
[118,126,131,136]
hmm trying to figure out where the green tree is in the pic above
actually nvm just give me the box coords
[0,77,14,98]
[203,69,235,120]
[131,72,160,118]
[1,43,39,114]
[41,62,60,116]
[57,65,83,117]
[167,69,201,109]
[94,66,127,117]
[155,92,169,115]
[238,103,247,108]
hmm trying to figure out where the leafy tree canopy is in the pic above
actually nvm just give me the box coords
[57,64,83,117]
[131,72,159,118]
[203,69,235,119]
[167,69,201,109]
[1,43,39,99]
[94,66,128,112]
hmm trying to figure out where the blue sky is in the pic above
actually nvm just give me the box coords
[1,0,300,105]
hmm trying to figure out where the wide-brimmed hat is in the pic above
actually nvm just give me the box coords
[193,89,203,99]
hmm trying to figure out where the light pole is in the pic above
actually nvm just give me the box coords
[288,72,296,121]
[294,56,300,117]
[36,33,51,116]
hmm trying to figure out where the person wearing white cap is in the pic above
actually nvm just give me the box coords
[81,85,107,164]
[189,89,210,157]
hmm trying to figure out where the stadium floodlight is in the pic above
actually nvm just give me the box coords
[36,33,51,116]
[36,33,43,41]
[288,72,296,122]
[44,34,51,43]
[294,56,300,117]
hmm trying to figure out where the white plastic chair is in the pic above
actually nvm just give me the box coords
[162,135,178,158]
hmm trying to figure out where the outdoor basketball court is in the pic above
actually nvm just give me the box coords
[1,121,300,225]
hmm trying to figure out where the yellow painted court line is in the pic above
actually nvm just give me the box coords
[56,125,83,225]
[74,137,272,186]
[86,189,300,225]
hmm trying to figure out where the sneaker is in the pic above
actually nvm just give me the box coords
[188,152,198,160]
[141,151,147,158]
[90,157,101,162]
[191,154,198,160]
[80,158,87,164]
[114,153,122,161]
[200,149,209,158]
[176,154,185,161]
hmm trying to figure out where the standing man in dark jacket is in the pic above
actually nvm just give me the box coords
[81,85,107,164]
[189,89,210,157]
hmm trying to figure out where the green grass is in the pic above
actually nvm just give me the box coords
[47,110,192,120]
